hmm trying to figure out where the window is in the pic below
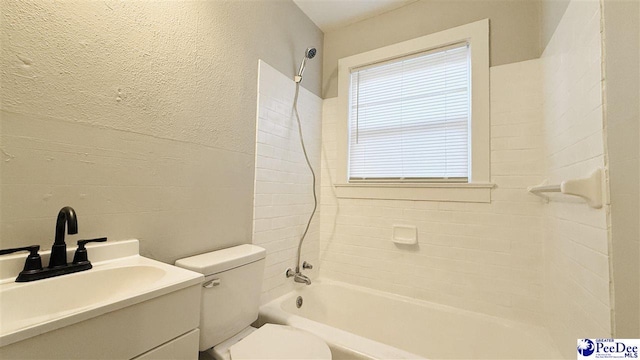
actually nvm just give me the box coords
[348,43,470,182]
[336,19,492,202]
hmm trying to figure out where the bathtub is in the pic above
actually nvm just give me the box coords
[259,279,562,360]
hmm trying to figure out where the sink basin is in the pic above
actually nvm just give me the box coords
[1,265,166,334]
[0,240,203,348]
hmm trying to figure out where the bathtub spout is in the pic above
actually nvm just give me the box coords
[295,272,311,285]
[286,268,312,285]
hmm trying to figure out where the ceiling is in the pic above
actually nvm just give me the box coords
[293,0,417,33]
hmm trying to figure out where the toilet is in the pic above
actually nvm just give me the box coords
[175,244,331,360]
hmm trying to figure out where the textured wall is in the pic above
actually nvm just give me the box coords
[319,60,547,324]
[253,61,322,305]
[540,0,612,356]
[321,0,541,98]
[0,0,322,263]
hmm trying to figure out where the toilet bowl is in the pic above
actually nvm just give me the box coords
[209,324,331,360]
[175,244,331,360]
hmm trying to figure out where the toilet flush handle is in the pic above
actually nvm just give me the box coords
[203,278,221,288]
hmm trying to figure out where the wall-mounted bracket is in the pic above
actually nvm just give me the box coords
[527,169,602,209]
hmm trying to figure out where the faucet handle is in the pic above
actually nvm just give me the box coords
[302,261,313,270]
[72,238,107,264]
[0,245,43,272]
[77,238,107,247]
[285,268,295,278]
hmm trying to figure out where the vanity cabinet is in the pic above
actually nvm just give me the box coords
[0,279,201,359]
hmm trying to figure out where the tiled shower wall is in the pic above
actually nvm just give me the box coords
[319,60,547,324]
[253,61,322,304]
[319,1,612,357]
[541,0,612,356]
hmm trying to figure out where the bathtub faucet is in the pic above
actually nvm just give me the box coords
[286,267,311,285]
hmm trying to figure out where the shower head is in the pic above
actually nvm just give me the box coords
[295,47,317,83]
[305,47,317,59]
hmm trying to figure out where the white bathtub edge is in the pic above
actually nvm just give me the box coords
[259,291,425,360]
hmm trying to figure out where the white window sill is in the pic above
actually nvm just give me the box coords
[334,182,495,202]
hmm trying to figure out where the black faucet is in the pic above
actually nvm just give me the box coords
[0,206,107,282]
[49,206,78,268]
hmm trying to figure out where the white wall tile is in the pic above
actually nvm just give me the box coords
[541,0,612,356]
[318,59,547,324]
[254,61,323,304]
[319,6,613,348]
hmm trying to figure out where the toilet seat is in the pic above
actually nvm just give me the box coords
[211,324,331,360]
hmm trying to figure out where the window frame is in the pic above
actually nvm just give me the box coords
[336,19,493,202]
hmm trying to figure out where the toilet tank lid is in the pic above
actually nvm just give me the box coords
[174,244,266,276]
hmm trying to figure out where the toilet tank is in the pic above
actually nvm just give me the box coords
[175,244,266,351]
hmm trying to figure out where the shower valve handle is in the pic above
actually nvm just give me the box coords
[302,261,313,270]
[286,268,295,278]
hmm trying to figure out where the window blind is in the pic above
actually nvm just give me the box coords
[348,43,470,182]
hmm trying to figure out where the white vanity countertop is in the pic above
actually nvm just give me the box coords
[0,239,203,347]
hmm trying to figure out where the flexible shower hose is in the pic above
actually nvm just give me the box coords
[292,82,317,273]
